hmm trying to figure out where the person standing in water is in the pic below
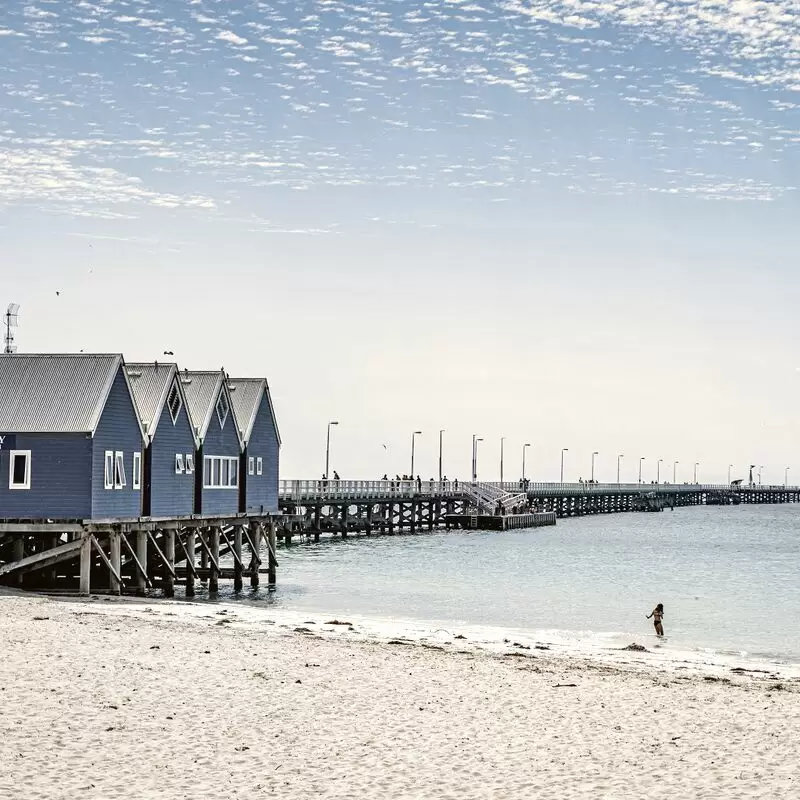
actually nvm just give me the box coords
[646,603,664,636]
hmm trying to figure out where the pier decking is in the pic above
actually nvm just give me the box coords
[446,512,557,531]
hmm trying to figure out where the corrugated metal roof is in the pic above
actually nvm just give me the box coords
[228,378,282,446]
[0,354,123,433]
[228,378,264,444]
[180,370,224,439]
[126,362,177,439]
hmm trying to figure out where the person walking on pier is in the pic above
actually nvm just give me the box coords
[647,603,665,636]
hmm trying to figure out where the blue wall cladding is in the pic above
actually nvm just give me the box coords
[200,386,241,515]
[150,392,196,517]
[0,434,92,519]
[91,367,144,518]
[245,391,279,513]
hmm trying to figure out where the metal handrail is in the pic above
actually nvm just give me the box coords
[278,479,799,501]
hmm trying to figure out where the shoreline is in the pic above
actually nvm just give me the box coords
[2,590,799,799]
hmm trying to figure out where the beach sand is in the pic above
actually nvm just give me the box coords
[1,592,798,799]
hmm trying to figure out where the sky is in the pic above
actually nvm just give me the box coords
[1,0,798,484]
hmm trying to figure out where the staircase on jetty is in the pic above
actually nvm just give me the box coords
[461,482,528,514]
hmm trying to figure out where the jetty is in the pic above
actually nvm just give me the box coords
[445,511,557,531]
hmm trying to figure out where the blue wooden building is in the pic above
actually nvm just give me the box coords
[228,378,281,514]
[0,354,145,520]
[126,362,197,517]
[181,370,243,515]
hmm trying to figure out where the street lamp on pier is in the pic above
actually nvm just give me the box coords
[560,448,568,483]
[522,443,531,484]
[438,430,445,483]
[500,436,505,486]
[758,465,763,486]
[657,458,663,484]
[694,462,699,483]
[472,435,483,482]
[410,431,422,478]
[728,464,734,485]
[591,451,598,483]
[785,466,790,488]
[617,454,624,484]
[638,457,645,484]
[673,460,679,484]
[324,420,339,479]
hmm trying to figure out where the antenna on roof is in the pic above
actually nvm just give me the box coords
[4,303,20,354]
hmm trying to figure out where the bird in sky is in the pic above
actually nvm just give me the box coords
[163,350,174,356]
[55,291,60,296]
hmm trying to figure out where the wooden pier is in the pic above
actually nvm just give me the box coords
[446,512,557,531]
[0,513,281,596]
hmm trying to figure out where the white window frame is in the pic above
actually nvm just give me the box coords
[185,453,195,474]
[202,455,239,489]
[9,450,31,490]
[104,451,114,490]
[248,456,255,476]
[256,457,263,476]
[216,390,229,429]
[114,451,126,489]
[167,380,182,425]
[132,452,141,490]
[175,453,185,474]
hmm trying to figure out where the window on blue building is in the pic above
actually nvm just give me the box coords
[167,380,182,424]
[9,450,31,490]
[248,456,255,475]
[175,453,185,474]
[257,457,263,476]
[216,390,229,429]
[133,452,141,490]
[186,453,195,474]
[203,456,239,488]
[114,451,126,489]
[104,451,114,489]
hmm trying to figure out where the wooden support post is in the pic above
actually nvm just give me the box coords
[233,525,243,592]
[109,530,122,595]
[185,530,196,597]
[12,536,25,587]
[250,523,261,588]
[79,534,91,596]
[209,527,220,593]
[200,530,208,583]
[164,529,175,598]
[135,529,148,596]
[46,533,60,585]
[268,520,277,587]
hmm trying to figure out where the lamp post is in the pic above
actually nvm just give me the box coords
[656,458,663,484]
[785,466,790,488]
[472,435,483,482]
[522,443,531,484]
[673,460,678,484]
[694,461,699,483]
[591,451,598,483]
[560,448,568,483]
[438,429,445,483]
[617,454,624,484]
[638,457,645,484]
[324,421,339,479]
[410,431,422,478]
[758,465,763,486]
[500,436,505,486]
[728,464,734,485]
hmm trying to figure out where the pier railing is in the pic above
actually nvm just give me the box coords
[279,480,797,502]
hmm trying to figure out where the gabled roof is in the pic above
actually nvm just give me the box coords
[180,369,242,447]
[228,378,282,446]
[126,362,197,445]
[0,353,144,437]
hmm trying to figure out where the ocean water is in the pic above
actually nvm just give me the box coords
[216,504,800,670]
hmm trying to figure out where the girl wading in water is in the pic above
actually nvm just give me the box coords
[647,603,665,636]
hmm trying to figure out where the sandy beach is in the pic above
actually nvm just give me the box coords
[1,591,798,800]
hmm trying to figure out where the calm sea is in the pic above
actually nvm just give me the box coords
[215,504,800,670]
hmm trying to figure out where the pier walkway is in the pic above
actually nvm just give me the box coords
[277,479,800,540]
